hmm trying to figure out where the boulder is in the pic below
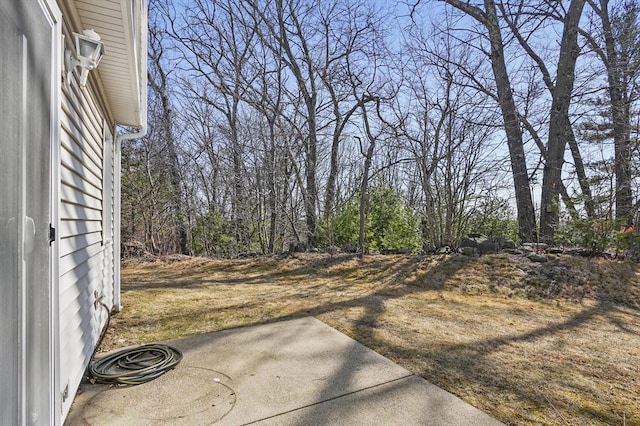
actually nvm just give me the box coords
[477,239,500,254]
[342,242,358,253]
[459,237,479,248]
[460,246,477,256]
[528,253,548,263]
[522,242,548,252]
[436,246,451,254]
[326,246,341,256]
[502,248,524,255]
[381,248,412,255]
[501,239,517,249]
[288,241,306,253]
[476,237,517,254]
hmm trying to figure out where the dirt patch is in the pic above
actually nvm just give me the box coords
[103,253,640,425]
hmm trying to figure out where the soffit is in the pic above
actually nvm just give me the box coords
[72,0,145,126]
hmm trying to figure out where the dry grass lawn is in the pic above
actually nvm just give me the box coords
[103,253,640,425]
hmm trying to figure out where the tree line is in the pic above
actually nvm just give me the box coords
[121,0,640,257]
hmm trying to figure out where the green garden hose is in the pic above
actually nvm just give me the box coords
[88,302,183,386]
[89,343,183,385]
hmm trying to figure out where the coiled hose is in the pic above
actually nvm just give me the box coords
[89,302,183,386]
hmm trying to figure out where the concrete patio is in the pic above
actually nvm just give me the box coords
[66,317,503,425]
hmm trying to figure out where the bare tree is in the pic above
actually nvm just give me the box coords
[147,17,189,254]
[167,0,258,252]
[356,101,379,258]
[438,0,537,242]
[317,1,383,228]
[498,1,595,220]
[397,24,504,248]
[538,0,586,243]
[243,0,323,248]
[581,0,640,223]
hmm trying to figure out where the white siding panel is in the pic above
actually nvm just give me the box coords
[60,145,102,189]
[59,232,103,258]
[61,103,102,158]
[76,9,123,25]
[58,54,117,419]
[60,201,102,222]
[61,165,102,200]
[59,240,103,278]
[60,134,102,181]
[59,219,102,240]
[60,184,102,211]
[59,248,110,419]
[60,117,102,173]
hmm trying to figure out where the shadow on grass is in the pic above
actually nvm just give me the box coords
[121,254,364,290]
[118,254,640,424]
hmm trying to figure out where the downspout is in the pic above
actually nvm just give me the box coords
[113,120,146,312]
[113,0,148,311]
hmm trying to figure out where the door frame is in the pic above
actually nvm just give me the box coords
[40,0,62,423]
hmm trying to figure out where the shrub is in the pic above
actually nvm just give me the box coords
[555,217,640,255]
[331,186,421,253]
[466,197,519,241]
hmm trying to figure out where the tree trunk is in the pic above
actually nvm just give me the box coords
[357,97,384,258]
[484,0,537,242]
[539,0,586,244]
[148,27,189,254]
[443,0,537,242]
[274,0,319,248]
[567,127,596,218]
[597,0,633,223]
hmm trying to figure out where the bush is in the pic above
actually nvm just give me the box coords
[466,197,519,241]
[192,209,236,257]
[331,186,421,253]
[555,217,640,255]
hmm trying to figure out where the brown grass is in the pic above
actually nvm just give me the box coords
[103,253,640,425]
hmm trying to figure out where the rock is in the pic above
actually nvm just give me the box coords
[547,247,564,254]
[459,238,479,248]
[478,239,500,254]
[522,242,548,252]
[288,241,306,253]
[624,245,640,261]
[502,248,523,255]
[237,252,259,258]
[564,247,592,257]
[519,247,533,255]
[528,254,548,263]
[460,246,477,256]
[473,237,517,254]
[326,246,341,256]
[501,239,517,249]
[342,242,358,253]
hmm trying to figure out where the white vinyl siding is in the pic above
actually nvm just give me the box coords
[57,21,116,419]
[103,125,114,244]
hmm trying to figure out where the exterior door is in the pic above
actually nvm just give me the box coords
[0,0,56,424]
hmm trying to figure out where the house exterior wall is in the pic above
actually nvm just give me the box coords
[1,0,143,422]
[57,17,117,419]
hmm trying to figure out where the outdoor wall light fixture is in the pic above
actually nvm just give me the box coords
[65,29,105,88]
